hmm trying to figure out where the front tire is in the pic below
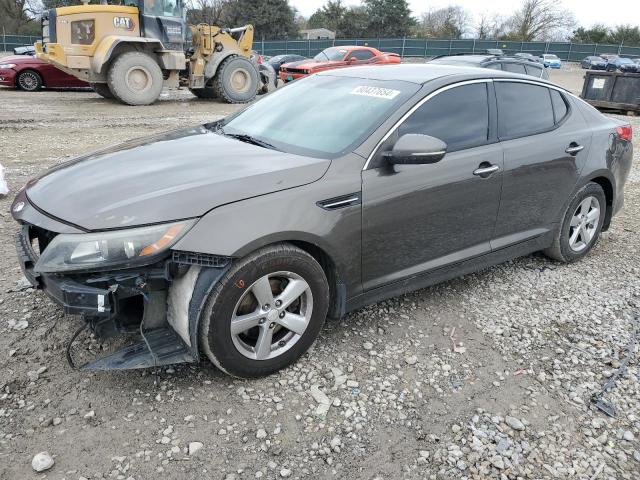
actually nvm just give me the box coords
[189,78,218,99]
[212,55,259,103]
[17,70,42,91]
[199,244,329,378]
[107,51,163,106]
[544,183,606,263]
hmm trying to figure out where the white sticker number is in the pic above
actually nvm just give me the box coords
[351,85,401,100]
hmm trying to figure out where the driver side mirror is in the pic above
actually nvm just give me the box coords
[383,134,447,165]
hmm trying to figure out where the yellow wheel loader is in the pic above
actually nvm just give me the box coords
[35,0,267,105]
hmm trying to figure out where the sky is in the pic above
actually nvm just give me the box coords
[290,0,640,30]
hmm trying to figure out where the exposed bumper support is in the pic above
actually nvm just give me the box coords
[15,224,230,371]
[81,327,194,370]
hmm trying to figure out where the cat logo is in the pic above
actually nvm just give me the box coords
[113,17,135,31]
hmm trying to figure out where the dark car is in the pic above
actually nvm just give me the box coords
[606,57,638,73]
[12,65,633,378]
[13,45,36,56]
[514,52,542,63]
[430,54,549,79]
[0,55,87,91]
[267,54,307,76]
[599,53,619,62]
[581,56,607,70]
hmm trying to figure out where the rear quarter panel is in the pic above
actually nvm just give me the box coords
[573,96,633,218]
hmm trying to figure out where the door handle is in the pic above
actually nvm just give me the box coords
[473,164,500,177]
[565,143,584,155]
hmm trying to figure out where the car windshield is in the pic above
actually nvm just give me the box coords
[221,75,419,158]
[619,58,633,64]
[314,47,348,61]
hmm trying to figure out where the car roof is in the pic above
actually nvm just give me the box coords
[316,63,557,86]
[431,55,492,64]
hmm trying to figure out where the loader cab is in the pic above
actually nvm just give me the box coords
[137,0,186,49]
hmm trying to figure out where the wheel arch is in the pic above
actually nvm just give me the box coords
[233,235,347,320]
[92,36,163,75]
[588,174,614,231]
[203,51,241,82]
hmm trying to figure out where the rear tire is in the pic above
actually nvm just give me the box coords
[543,183,606,263]
[90,82,114,99]
[199,243,329,378]
[17,70,42,91]
[107,51,163,106]
[212,55,259,103]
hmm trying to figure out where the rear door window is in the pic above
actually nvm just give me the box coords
[503,62,527,74]
[550,89,568,123]
[485,62,502,70]
[525,64,543,77]
[399,83,490,151]
[495,82,554,139]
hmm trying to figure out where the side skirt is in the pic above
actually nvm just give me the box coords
[345,232,553,314]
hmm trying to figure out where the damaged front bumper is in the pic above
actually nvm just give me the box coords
[14,201,229,371]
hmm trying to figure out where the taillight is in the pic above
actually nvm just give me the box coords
[616,125,632,141]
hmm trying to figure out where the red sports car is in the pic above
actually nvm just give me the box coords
[279,46,401,83]
[0,55,88,91]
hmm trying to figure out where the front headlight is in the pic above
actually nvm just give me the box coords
[0,63,17,69]
[34,220,195,273]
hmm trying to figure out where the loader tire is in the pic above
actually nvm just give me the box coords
[190,79,218,99]
[90,83,114,99]
[212,55,259,103]
[107,51,163,106]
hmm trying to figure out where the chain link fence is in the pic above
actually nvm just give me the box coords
[252,38,640,62]
[1,34,41,53]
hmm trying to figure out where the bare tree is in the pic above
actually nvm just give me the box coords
[186,0,227,26]
[420,6,470,39]
[507,0,575,41]
[0,0,41,34]
[476,13,509,39]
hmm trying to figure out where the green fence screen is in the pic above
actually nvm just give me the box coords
[1,34,41,53]
[251,38,640,62]
[3,33,639,62]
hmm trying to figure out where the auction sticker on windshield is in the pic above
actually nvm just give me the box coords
[351,86,401,100]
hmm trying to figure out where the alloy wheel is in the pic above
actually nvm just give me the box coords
[230,271,313,360]
[568,196,601,252]
[18,71,39,91]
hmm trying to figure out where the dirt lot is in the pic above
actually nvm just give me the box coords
[0,66,639,480]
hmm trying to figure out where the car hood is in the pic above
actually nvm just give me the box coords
[26,126,331,231]
[283,59,339,70]
[0,55,39,65]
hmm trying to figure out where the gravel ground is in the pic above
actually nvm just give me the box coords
[0,69,639,480]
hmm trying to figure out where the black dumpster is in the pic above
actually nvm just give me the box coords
[581,70,640,114]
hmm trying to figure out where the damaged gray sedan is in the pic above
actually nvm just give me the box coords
[12,65,633,378]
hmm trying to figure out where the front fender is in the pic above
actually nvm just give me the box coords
[172,178,363,299]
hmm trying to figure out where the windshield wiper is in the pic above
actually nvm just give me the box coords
[225,133,278,151]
